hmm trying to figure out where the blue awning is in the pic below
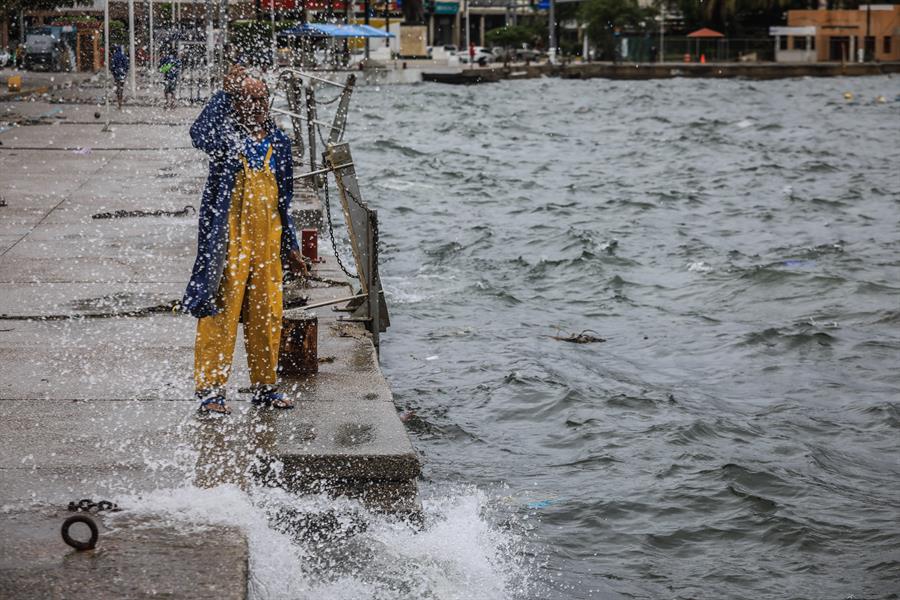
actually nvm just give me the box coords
[279,23,394,38]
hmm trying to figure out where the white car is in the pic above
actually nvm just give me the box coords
[458,46,494,65]
[0,48,10,68]
[428,45,458,60]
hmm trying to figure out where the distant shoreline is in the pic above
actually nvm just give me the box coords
[422,61,900,84]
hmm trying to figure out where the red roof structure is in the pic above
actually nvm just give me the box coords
[687,28,725,38]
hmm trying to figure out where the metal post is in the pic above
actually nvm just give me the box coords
[149,0,154,75]
[104,0,111,130]
[221,0,229,48]
[464,0,469,67]
[305,84,317,174]
[368,210,380,350]
[128,0,136,95]
[271,0,276,70]
[364,0,370,59]
[548,0,555,63]
[385,2,390,49]
[659,4,664,63]
[284,74,305,158]
[205,0,213,93]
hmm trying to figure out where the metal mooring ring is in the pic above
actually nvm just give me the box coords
[61,515,99,551]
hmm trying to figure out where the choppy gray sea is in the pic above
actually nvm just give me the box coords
[346,75,900,599]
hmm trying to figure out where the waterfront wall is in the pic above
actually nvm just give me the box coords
[422,60,900,84]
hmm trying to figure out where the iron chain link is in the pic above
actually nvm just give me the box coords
[322,173,359,280]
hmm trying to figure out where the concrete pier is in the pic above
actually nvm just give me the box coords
[0,97,419,595]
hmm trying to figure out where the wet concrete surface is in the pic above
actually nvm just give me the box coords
[0,509,248,600]
[0,98,419,593]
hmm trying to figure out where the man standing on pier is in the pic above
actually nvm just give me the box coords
[110,46,129,110]
[158,48,181,110]
[183,66,307,415]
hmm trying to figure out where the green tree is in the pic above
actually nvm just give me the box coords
[486,24,537,48]
[578,0,653,61]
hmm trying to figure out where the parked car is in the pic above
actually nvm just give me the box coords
[428,45,458,60]
[491,45,542,63]
[514,46,542,62]
[458,46,495,65]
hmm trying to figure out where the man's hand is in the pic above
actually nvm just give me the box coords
[287,249,310,278]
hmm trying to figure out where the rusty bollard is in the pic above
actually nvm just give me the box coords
[279,309,318,376]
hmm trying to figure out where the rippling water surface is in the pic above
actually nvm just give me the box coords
[344,76,900,599]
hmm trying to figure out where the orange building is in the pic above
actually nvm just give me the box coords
[775,4,900,62]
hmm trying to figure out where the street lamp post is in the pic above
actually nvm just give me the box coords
[104,0,111,130]
[271,0,276,70]
[364,0,370,59]
[149,0,154,74]
[548,0,556,63]
[204,0,214,92]
[658,3,664,63]
[128,0,136,95]
[464,0,469,67]
[385,1,391,50]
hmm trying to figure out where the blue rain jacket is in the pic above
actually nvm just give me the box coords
[182,91,300,318]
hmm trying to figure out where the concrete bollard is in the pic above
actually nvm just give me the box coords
[279,309,318,376]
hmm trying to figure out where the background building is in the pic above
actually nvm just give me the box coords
[773,4,900,63]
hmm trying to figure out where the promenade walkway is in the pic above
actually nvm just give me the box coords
[0,96,418,597]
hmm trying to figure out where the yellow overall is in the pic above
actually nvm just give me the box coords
[194,144,283,392]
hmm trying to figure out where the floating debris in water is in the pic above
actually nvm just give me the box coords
[551,329,606,344]
[525,499,561,509]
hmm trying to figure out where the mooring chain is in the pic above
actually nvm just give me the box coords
[322,176,359,280]
[342,186,379,268]
[67,498,121,513]
[92,205,196,220]
[317,124,329,149]
[315,91,344,105]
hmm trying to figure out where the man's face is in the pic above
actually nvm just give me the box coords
[223,65,246,95]
[236,77,269,127]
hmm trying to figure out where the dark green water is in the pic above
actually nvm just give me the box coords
[349,75,900,599]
